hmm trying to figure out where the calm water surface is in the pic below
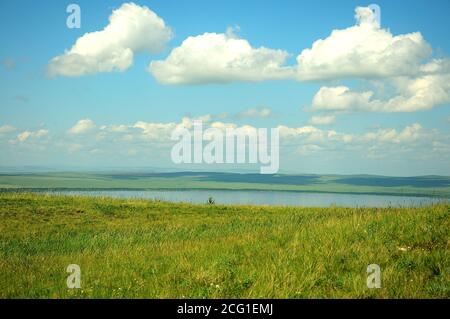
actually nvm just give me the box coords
[47,189,446,207]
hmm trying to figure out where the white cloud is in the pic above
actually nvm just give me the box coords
[297,144,323,156]
[4,116,448,168]
[432,141,450,154]
[100,124,130,133]
[311,69,450,112]
[15,129,49,142]
[0,125,16,134]
[149,31,292,84]
[361,123,424,143]
[236,107,273,119]
[133,121,177,140]
[277,123,429,150]
[278,125,321,138]
[311,86,372,111]
[48,2,172,77]
[62,117,435,154]
[68,119,96,135]
[300,7,450,114]
[308,115,336,125]
[295,6,431,81]
[189,108,273,122]
[277,122,449,162]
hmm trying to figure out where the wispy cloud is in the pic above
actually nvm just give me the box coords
[308,115,336,125]
[235,107,273,119]
[13,129,49,143]
[0,125,16,135]
[68,119,96,135]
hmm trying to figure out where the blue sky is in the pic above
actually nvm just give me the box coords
[1,0,450,175]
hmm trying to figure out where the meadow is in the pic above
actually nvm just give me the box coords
[0,192,448,298]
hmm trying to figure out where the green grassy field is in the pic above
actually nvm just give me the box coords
[0,193,448,298]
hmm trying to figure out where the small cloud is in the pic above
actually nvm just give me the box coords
[297,144,323,156]
[235,107,273,119]
[101,124,129,133]
[68,119,95,135]
[187,109,273,123]
[362,123,423,143]
[309,115,336,125]
[0,125,16,134]
[15,129,49,142]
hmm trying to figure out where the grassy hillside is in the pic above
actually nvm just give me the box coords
[0,193,448,298]
[1,172,450,197]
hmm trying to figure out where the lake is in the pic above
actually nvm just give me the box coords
[46,189,447,207]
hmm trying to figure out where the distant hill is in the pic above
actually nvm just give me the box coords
[1,171,450,197]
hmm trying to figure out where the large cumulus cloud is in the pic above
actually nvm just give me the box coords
[48,3,173,77]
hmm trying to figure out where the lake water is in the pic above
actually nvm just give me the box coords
[47,189,447,208]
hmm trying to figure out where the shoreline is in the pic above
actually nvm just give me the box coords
[1,186,449,199]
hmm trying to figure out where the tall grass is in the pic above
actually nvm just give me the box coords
[0,193,448,298]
